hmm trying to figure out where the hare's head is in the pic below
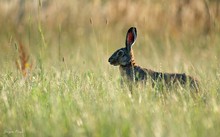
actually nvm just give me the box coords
[108,27,137,66]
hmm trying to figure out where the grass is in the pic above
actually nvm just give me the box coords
[0,0,220,137]
[1,66,220,137]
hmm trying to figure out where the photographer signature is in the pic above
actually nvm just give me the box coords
[4,129,23,134]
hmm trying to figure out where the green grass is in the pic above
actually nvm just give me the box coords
[0,65,220,137]
[1,0,220,137]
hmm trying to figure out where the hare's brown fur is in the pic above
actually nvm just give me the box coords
[108,27,199,91]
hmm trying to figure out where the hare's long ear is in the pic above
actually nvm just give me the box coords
[125,27,137,52]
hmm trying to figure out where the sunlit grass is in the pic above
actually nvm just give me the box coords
[0,65,220,137]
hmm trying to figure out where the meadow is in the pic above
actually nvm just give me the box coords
[0,0,220,137]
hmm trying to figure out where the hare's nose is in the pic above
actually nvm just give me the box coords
[108,58,113,63]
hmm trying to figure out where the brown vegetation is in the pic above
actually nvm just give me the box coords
[0,0,219,40]
[15,41,32,77]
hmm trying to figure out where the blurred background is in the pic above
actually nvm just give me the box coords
[0,0,220,79]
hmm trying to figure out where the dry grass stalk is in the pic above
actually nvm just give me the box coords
[15,42,32,77]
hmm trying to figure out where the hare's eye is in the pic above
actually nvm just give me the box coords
[117,50,124,56]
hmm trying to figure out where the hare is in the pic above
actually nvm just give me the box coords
[108,27,199,92]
